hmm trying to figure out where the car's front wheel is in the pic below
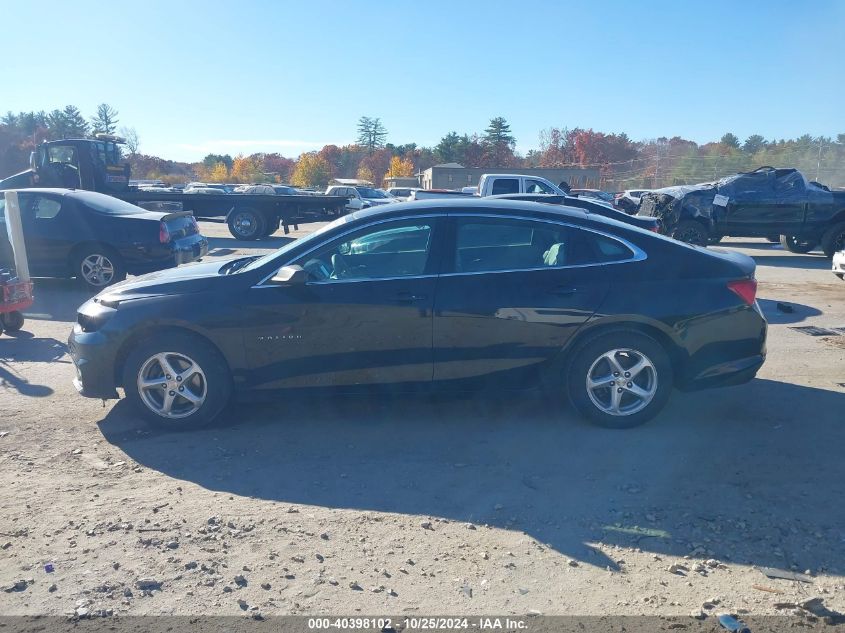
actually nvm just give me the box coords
[567,330,673,428]
[122,332,232,430]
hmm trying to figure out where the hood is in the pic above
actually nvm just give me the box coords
[0,169,36,191]
[96,258,236,300]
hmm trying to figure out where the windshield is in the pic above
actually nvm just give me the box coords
[240,215,352,272]
[356,187,386,199]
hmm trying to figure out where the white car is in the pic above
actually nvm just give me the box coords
[324,185,368,212]
[614,189,652,213]
[386,187,420,201]
[356,186,398,206]
[833,249,845,280]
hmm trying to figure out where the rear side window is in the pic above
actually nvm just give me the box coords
[590,233,635,262]
[454,218,600,273]
[490,178,520,195]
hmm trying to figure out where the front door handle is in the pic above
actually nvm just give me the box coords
[549,285,577,296]
[394,291,428,304]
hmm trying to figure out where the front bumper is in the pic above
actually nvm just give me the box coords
[833,251,845,277]
[68,324,120,399]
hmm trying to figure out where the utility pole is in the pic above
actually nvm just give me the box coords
[653,144,659,189]
[816,137,824,182]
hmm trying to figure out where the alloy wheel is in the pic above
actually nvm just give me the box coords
[137,352,207,420]
[586,348,658,416]
[81,254,115,287]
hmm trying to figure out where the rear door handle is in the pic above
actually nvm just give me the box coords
[549,286,577,296]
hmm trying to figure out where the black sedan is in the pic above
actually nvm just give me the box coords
[69,199,766,430]
[1,189,208,290]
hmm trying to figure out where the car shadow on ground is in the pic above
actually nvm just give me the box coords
[206,235,296,253]
[757,299,822,324]
[98,378,845,573]
[0,335,65,397]
[23,278,92,323]
[751,254,832,270]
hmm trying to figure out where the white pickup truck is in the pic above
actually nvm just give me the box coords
[476,173,568,197]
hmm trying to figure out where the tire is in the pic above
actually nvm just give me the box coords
[566,330,673,429]
[766,235,780,243]
[779,234,816,254]
[263,216,278,238]
[227,208,266,241]
[820,222,845,258]
[73,246,126,290]
[0,311,24,332]
[122,331,232,430]
[670,220,709,246]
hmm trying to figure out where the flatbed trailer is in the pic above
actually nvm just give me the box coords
[118,189,349,240]
[0,135,351,240]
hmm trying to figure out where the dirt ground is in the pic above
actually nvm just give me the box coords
[1,223,844,621]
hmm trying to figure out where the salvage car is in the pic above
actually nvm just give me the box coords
[69,199,766,430]
[638,167,845,255]
[489,193,661,232]
[4,189,207,289]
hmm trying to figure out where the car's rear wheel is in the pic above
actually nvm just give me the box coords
[820,222,845,258]
[670,220,708,246]
[567,330,673,428]
[227,208,266,241]
[779,234,816,254]
[122,332,232,430]
[74,247,126,290]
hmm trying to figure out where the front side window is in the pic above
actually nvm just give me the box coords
[525,179,555,194]
[19,194,62,220]
[296,220,434,282]
[452,217,632,273]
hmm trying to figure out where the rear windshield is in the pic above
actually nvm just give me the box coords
[72,191,147,215]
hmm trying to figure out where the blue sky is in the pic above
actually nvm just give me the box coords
[4,0,843,162]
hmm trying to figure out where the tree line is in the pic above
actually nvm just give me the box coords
[2,108,844,189]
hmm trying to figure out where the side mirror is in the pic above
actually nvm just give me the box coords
[270,264,308,285]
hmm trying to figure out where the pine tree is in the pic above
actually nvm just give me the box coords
[91,103,119,135]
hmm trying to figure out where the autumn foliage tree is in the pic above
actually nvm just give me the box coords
[230,154,262,183]
[291,153,331,188]
[385,155,415,178]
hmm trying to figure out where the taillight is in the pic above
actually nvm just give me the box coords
[727,279,757,306]
[649,224,660,233]
[159,221,171,244]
